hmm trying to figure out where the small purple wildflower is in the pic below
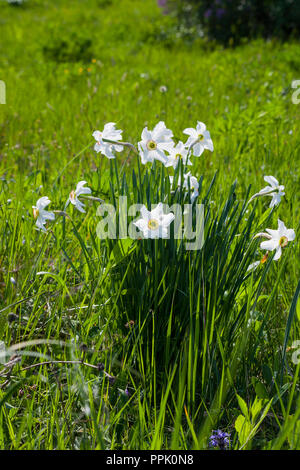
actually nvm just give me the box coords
[216,8,226,19]
[157,0,167,7]
[209,429,230,449]
[204,8,213,19]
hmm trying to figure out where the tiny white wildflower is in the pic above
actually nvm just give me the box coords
[32,197,55,232]
[183,121,213,157]
[133,203,175,239]
[92,122,123,159]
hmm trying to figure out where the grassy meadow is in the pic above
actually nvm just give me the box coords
[0,0,299,450]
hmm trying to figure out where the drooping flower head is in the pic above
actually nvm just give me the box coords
[259,219,296,261]
[250,175,285,208]
[165,141,192,170]
[92,122,123,159]
[133,203,175,239]
[138,121,174,165]
[68,180,92,213]
[183,121,214,157]
[209,430,230,450]
[32,196,55,232]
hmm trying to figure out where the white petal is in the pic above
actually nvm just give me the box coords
[184,136,196,148]
[183,127,198,138]
[112,144,123,152]
[176,141,186,153]
[102,144,116,159]
[158,141,175,152]
[165,157,177,169]
[260,239,278,251]
[147,228,161,239]
[141,127,152,142]
[269,193,281,208]
[196,121,207,134]
[103,122,122,141]
[92,130,102,141]
[140,205,150,220]
[75,201,86,213]
[94,142,102,153]
[192,143,204,157]
[152,149,168,164]
[153,121,173,141]
[277,219,287,235]
[36,218,46,230]
[286,229,296,241]
[153,121,166,133]
[139,146,153,165]
[258,185,273,195]
[150,202,164,219]
[37,197,51,210]
[160,212,175,227]
[203,131,214,151]
[75,181,92,196]
[159,227,169,238]
[273,246,282,260]
[264,175,278,188]
[265,228,279,238]
[191,191,199,203]
[189,176,199,190]
[133,218,148,232]
[43,210,55,221]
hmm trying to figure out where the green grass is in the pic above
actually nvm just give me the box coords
[0,0,299,450]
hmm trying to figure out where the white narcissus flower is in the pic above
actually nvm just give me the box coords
[68,181,92,213]
[138,121,174,165]
[170,172,199,203]
[32,197,55,232]
[250,175,285,207]
[257,175,285,208]
[165,141,192,169]
[183,121,213,157]
[92,122,123,159]
[133,203,175,239]
[259,219,296,261]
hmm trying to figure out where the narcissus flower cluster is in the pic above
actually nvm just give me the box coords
[92,120,213,238]
[32,120,296,259]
